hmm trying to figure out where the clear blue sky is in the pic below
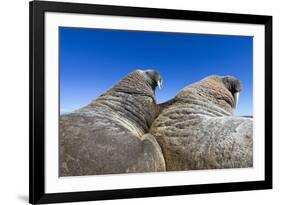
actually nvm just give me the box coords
[60,27,253,116]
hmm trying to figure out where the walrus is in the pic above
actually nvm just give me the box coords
[150,75,253,171]
[60,70,166,176]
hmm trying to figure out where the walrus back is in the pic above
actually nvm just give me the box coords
[151,112,253,170]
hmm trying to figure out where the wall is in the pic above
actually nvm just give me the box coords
[0,0,279,204]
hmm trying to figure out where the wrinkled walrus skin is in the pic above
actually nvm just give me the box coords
[60,70,166,176]
[150,76,253,171]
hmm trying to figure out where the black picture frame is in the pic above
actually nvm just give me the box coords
[29,0,272,204]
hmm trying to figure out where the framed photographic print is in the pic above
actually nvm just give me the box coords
[29,0,272,204]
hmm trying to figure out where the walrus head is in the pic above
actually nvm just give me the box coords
[222,76,242,108]
[174,75,242,115]
[105,69,162,100]
[196,75,242,112]
[143,69,163,91]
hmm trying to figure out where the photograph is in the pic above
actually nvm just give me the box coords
[59,27,253,177]
[29,1,272,203]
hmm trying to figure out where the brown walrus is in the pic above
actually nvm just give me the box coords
[60,70,166,176]
[150,75,253,171]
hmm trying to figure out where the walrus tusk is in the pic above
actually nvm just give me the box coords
[234,92,240,108]
[157,79,163,89]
